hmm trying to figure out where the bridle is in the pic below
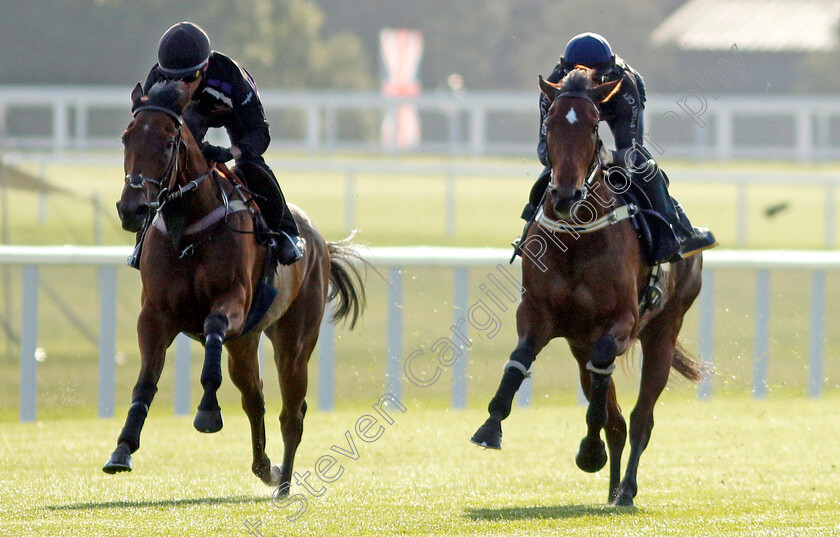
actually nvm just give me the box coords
[549,90,603,204]
[124,105,213,210]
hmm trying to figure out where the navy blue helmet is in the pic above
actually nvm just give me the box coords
[561,32,615,73]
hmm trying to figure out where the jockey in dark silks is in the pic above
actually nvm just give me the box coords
[128,21,303,269]
[513,32,716,263]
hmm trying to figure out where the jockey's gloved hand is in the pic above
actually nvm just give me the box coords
[201,143,234,163]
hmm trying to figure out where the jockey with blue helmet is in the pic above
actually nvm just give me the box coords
[128,22,303,269]
[513,32,716,264]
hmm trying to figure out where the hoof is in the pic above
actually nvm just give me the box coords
[194,408,223,433]
[613,493,635,507]
[575,436,607,473]
[470,417,502,450]
[271,481,292,503]
[102,444,133,474]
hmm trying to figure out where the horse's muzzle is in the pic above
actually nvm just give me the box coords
[549,186,582,217]
[116,201,149,233]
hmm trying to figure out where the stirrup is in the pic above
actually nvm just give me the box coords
[275,232,305,266]
[127,243,141,270]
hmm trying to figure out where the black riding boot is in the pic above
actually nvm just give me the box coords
[236,159,304,266]
[511,166,551,260]
[673,198,718,259]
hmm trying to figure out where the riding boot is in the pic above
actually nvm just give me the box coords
[631,159,685,263]
[237,160,304,266]
[673,199,718,259]
[511,166,551,260]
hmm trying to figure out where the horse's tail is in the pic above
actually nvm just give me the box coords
[671,339,710,383]
[326,235,368,329]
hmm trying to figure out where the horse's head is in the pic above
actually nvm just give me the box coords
[116,81,193,232]
[539,68,620,219]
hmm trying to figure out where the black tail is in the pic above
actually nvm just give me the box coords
[326,236,368,329]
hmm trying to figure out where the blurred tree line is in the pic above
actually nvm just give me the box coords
[0,0,828,93]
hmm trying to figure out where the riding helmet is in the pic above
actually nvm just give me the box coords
[157,22,211,79]
[561,32,615,73]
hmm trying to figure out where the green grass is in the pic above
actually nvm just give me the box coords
[1,396,839,536]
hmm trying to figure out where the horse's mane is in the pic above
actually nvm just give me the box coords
[560,68,593,93]
[140,80,187,115]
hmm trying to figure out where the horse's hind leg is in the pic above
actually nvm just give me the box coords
[614,335,674,507]
[226,334,279,486]
[103,309,177,473]
[571,343,627,503]
[268,285,325,495]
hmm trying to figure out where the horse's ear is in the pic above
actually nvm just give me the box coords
[130,83,144,107]
[590,78,622,105]
[539,75,562,103]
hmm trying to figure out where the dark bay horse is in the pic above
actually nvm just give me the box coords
[471,69,706,507]
[105,81,365,495]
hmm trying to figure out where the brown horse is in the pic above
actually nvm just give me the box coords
[105,80,365,496]
[471,69,706,507]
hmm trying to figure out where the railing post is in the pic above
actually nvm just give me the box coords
[20,266,38,422]
[52,99,68,152]
[306,104,320,154]
[809,271,826,397]
[698,269,715,400]
[451,268,468,409]
[753,270,770,398]
[445,171,456,237]
[715,107,733,160]
[386,267,403,399]
[97,266,117,417]
[318,302,335,411]
[825,183,835,249]
[736,182,748,248]
[174,333,191,416]
[469,105,486,158]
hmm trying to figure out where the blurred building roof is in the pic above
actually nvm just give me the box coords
[652,0,840,52]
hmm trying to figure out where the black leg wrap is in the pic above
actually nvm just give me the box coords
[487,367,525,421]
[117,390,154,454]
[591,334,618,372]
[199,331,223,412]
[510,347,536,370]
[195,315,227,433]
[587,372,612,429]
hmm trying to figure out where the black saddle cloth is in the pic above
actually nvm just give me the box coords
[611,171,680,266]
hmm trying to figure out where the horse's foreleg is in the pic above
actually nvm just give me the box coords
[470,338,537,450]
[576,315,633,474]
[572,343,627,502]
[194,312,229,433]
[103,310,175,474]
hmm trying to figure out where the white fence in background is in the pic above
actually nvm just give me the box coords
[0,246,835,422]
[3,152,840,249]
[3,86,840,160]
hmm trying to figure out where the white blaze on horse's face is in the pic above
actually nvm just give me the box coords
[565,107,578,125]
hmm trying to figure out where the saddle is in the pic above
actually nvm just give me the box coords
[609,168,680,268]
